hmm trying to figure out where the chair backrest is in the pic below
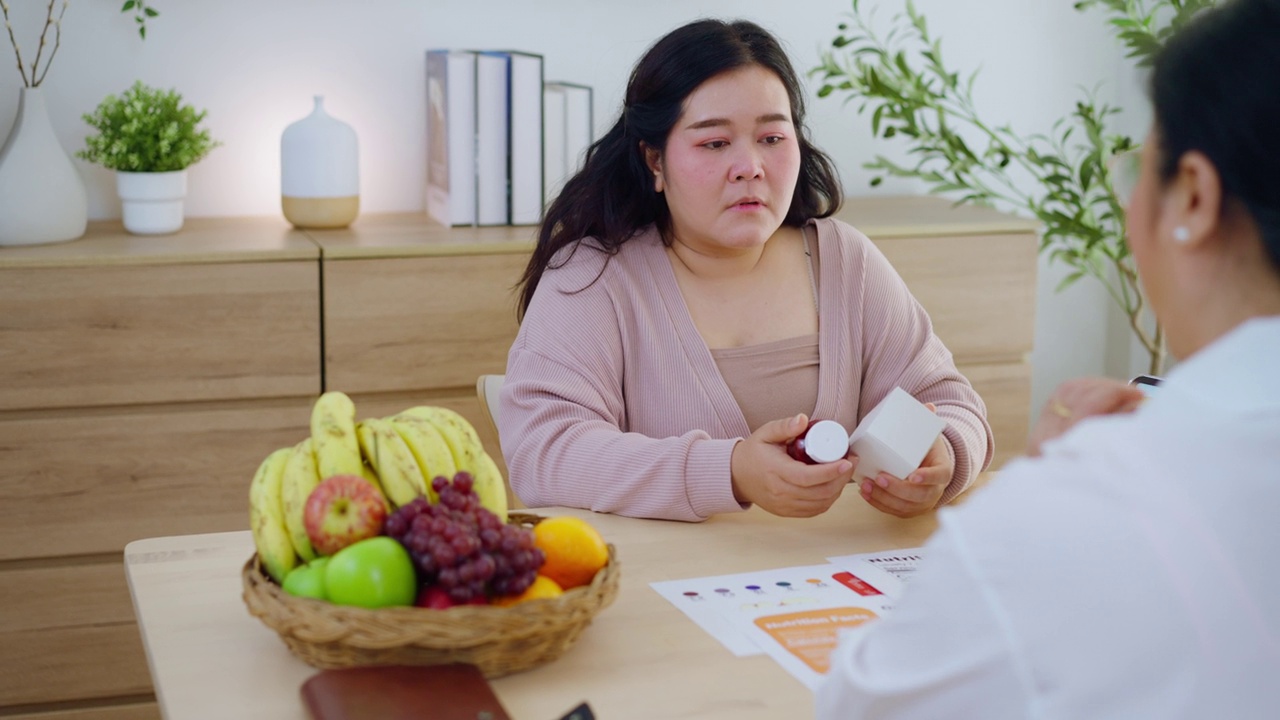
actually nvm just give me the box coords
[475,374,504,448]
[475,373,523,510]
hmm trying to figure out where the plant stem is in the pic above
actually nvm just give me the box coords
[1150,322,1165,375]
[1,0,32,86]
[1122,268,1162,371]
[33,0,68,87]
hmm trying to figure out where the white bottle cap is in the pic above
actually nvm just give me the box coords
[804,420,850,464]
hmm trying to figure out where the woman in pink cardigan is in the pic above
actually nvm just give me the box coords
[499,19,992,522]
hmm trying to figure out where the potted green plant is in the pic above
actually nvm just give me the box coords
[812,0,1217,375]
[78,81,220,235]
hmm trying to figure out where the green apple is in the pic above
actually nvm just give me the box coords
[324,537,416,609]
[282,557,330,601]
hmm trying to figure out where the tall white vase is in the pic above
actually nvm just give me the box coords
[0,87,88,246]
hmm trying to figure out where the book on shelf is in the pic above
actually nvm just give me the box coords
[424,50,477,227]
[505,51,545,226]
[428,48,549,228]
[543,81,593,206]
[475,51,510,226]
[475,50,544,227]
[544,84,568,209]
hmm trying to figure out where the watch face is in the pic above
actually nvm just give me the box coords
[1130,375,1162,397]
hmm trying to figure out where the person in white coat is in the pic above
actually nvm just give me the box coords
[816,0,1280,717]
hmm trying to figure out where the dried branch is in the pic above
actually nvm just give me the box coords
[3,0,155,90]
[28,0,56,87]
[32,0,67,86]
[1,0,32,86]
[33,0,68,87]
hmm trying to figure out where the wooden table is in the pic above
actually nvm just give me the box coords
[124,492,949,720]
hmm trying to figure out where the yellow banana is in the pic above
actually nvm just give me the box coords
[472,450,509,522]
[356,418,427,508]
[310,391,362,480]
[359,462,393,513]
[387,416,457,503]
[396,406,486,475]
[396,406,506,520]
[279,438,321,562]
[248,447,297,583]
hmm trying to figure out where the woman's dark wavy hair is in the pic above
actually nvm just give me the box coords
[516,18,844,319]
[1151,0,1280,271]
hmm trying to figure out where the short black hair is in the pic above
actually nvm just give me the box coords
[1151,0,1280,270]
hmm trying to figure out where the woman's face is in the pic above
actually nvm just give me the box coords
[648,65,802,255]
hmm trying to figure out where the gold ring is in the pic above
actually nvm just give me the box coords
[1050,400,1072,419]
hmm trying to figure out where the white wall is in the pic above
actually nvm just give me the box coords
[0,0,1152,429]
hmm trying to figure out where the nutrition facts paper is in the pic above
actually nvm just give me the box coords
[650,551,920,690]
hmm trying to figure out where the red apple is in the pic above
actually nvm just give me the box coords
[304,474,387,556]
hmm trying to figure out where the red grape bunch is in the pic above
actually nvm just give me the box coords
[385,473,545,603]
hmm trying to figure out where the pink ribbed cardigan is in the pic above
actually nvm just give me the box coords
[499,217,993,522]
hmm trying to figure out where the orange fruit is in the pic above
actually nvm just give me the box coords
[492,575,564,607]
[533,516,609,589]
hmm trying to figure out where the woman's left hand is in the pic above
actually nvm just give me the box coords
[1026,377,1145,457]
[858,433,954,518]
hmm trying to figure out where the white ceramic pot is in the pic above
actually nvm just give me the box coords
[0,87,89,246]
[117,170,188,235]
[280,96,360,229]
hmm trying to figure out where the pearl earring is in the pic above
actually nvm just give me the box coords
[1173,226,1191,243]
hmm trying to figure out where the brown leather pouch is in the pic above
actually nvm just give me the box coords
[300,664,512,720]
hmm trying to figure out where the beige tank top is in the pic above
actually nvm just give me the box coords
[710,226,821,432]
[711,335,820,432]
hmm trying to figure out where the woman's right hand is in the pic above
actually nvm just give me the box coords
[730,414,855,517]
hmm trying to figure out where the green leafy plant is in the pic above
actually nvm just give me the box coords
[78,81,219,172]
[1,1,159,87]
[813,0,1216,375]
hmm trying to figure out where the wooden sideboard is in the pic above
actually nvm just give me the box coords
[0,195,1036,718]
[0,219,321,720]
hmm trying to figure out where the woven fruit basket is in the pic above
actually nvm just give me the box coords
[241,512,620,678]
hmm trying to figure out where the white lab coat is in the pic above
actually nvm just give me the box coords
[817,316,1280,720]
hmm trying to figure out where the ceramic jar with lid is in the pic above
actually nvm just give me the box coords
[281,96,359,229]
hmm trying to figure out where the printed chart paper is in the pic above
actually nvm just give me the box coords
[651,563,895,688]
[826,547,925,598]
[741,604,882,689]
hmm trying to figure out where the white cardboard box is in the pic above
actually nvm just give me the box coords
[848,387,946,481]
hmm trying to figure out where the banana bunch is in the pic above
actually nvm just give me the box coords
[249,391,509,581]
